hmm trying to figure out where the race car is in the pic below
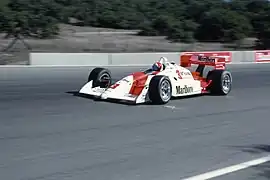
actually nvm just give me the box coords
[78,54,232,104]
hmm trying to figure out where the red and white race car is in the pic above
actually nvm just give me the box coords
[79,54,232,104]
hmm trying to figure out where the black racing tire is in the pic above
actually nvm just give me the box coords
[148,75,172,104]
[88,67,112,88]
[206,69,232,95]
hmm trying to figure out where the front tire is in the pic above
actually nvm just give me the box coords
[88,67,112,88]
[148,75,172,104]
[206,69,232,95]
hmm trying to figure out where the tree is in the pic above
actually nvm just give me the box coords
[195,9,252,42]
[0,0,61,39]
[253,9,270,49]
[1,0,270,47]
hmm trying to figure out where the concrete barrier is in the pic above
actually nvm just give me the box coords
[30,53,109,66]
[110,52,180,65]
[29,50,269,66]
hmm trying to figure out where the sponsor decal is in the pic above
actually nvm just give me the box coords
[255,50,270,62]
[180,71,192,76]
[122,78,130,83]
[93,87,105,93]
[176,70,191,79]
[198,56,216,63]
[176,70,182,79]
[110,83,120,89]
[182,51,232,63]
[176,85,193,94]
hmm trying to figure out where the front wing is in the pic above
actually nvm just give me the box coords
[79,81,149,104]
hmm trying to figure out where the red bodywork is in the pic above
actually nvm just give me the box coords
[180,54,227,93]
[128,70,160,96]
[129,72,148,96]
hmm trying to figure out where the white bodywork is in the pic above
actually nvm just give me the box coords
[79,61,203,104]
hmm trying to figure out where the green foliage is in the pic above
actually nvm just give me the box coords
[0,0,270,48]
[195,9,252,42]
[0,0,61,38]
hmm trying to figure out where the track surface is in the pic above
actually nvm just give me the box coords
[1,64,270,180]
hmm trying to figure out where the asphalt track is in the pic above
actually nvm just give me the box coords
[1,64,270,180]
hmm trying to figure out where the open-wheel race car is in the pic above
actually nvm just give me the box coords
[78,54,232,104]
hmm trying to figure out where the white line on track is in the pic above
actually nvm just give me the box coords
[182,154,270,180]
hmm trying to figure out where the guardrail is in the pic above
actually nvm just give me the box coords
[29,50,270,66]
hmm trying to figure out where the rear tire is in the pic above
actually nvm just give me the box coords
[206,69,232,95]
[148,75,172,104]
[88,67,112,88]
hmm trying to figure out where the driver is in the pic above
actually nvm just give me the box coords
[152,57,168,71]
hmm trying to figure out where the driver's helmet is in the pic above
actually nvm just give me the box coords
[152,61,163,71]
[152,56,167,71]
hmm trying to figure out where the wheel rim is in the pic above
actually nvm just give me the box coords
[99,73,111,87]
[160,80,171,101]
[222,74,231,93]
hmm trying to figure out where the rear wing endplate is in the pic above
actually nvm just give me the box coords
[180,53,226,70]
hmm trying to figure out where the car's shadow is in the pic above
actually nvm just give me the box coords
[66,90,208,106]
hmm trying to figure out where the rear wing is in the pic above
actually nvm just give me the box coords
[180,53,226,70]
